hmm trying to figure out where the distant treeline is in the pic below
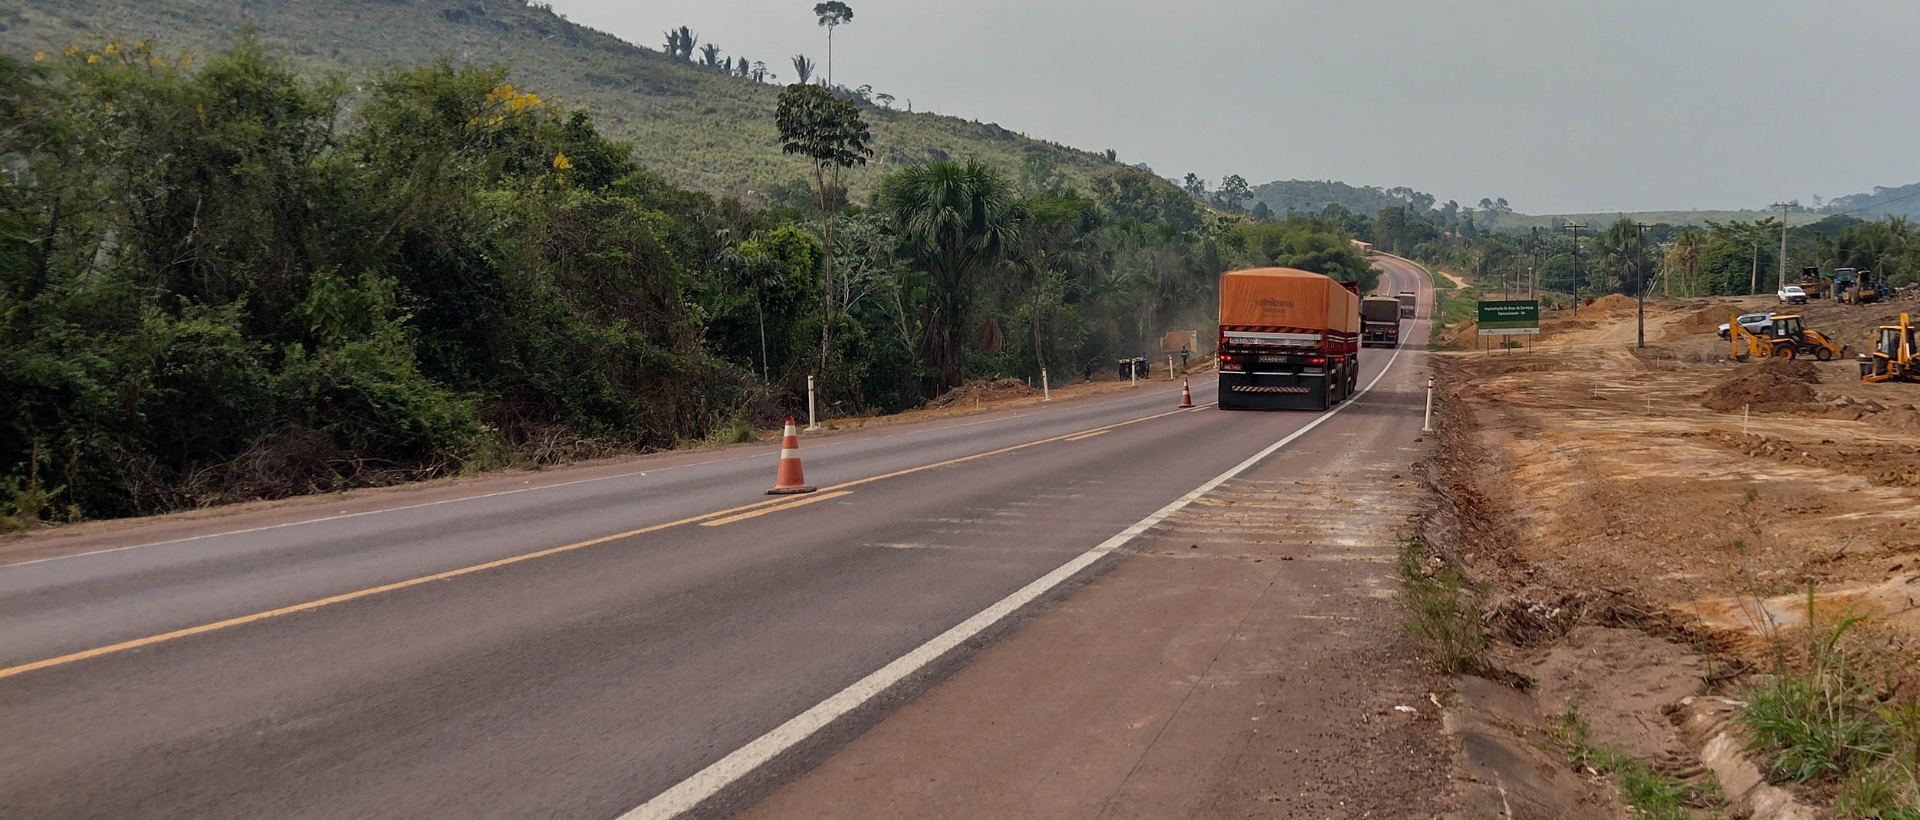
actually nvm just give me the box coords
[0,37,1373,526]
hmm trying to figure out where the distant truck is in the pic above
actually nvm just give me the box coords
[1360,296,1402,347]
[1216,267,1361,411]
[1396,291,1417,319]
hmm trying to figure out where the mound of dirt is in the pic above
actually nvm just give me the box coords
[1700,358,1819,413]
[1661,303,1743,339]
[1439,319,1478,347]
[1585,294,1639,313]
[923,377,1038,410]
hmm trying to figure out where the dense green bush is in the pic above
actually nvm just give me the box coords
[0,39,751,522]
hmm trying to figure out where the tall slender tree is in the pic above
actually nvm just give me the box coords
[775,82,872,370]
[1214,174,1250,212]
[813,2,853,87]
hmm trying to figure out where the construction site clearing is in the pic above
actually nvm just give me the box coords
[1424,290,1920,816]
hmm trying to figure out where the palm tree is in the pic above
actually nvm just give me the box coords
[790,55,816,86]
[1667,229,1704,296]
[877,161,1025,390]
[1598,217,1639,294]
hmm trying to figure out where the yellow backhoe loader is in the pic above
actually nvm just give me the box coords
[1861,313,1918,383]
[1729,314,1848,362]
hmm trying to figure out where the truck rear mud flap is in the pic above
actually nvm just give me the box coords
[1218,372,1331,411]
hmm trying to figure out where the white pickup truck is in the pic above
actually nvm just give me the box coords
[1777,285,1808,305]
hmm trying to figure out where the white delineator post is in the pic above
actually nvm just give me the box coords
[1130,361,1137,388]
[1422,375,1435,433]
[1168,355,1174,379]
[806,375,820,432]
[1041,369,1051,402]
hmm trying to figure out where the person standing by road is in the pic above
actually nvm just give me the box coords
[1180,345,1190,368]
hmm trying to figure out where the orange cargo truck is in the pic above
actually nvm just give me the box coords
[1216,267,1361,410]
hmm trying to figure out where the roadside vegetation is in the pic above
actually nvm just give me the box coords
[1374,200,1920,304]
[0,36,1372,527]
[1739,588,1920,818]
[1395,539,1489,675]
[1546,707,1726,819]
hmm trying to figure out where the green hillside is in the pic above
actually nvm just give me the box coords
[0,0,1116,198]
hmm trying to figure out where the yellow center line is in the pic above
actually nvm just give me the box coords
[1063,430,1110,442]
[700,491,852,527]
[0,402,1202,681]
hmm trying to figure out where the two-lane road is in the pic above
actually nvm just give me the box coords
[1,260,1433,820]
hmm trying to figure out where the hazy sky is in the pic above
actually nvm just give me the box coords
[549,1,1920,214]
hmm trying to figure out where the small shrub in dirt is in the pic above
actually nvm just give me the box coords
[1837,765,1920,820]
[1744,673,1892,783]
[1396,540,1489,674]
[1739,585,1920,816]
[0,474,65,533]
[704,418,759,446]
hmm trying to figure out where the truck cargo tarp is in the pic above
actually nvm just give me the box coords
[1360,297,1401,323]
[1219,268,1360,334]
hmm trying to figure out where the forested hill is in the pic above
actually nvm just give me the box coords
[0,0,1116,198]
[1249,180,1423,218]
[1825,182,1920,220]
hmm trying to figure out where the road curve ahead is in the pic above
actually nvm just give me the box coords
[0,261,1433,820]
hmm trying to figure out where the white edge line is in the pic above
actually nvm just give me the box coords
[3,377,1216,570]
[618,340,1407,820]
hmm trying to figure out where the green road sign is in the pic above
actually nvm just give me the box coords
[1477,300,1540,335]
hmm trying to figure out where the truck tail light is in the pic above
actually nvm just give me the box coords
[1307,356,1326,365]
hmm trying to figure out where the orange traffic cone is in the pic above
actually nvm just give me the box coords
[767,417,816,495]
[1179,376,1195,408]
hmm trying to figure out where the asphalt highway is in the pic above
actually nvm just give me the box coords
[0,259,1433,820]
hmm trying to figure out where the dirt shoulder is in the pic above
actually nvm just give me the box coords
[738,355,1458,819]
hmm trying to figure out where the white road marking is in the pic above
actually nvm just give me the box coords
[617,341,1409,820]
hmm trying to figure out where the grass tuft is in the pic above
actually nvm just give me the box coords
[1396,539,1489,674]
[1548,706,1724,820]
[1736,582,1920,817]
[704,418,759,446]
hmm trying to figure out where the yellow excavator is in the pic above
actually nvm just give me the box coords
[1862,313,1918,383]
[1730,314,1848,362]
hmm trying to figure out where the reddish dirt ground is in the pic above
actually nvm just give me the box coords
[1422,290,1920,815]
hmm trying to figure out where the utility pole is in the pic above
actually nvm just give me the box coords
[1564,221,1588,316]
[1531,227,1544,301]
[1776,202,1790,293]
[1634,223,1652,349]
